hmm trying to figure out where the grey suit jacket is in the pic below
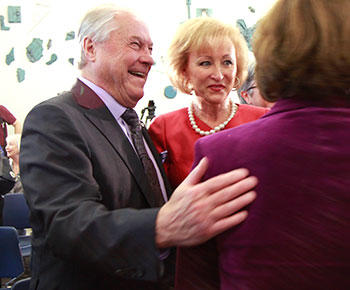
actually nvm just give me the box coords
[20,80,172,289]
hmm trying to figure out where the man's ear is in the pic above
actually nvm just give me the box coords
[241,91,250,104]
[82,37,96,62]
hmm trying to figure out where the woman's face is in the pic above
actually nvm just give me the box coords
[184,38,237,104]
[5,138,19,159]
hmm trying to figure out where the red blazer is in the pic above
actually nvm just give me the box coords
[149,104,268,189]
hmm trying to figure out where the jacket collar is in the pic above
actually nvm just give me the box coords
[71,79,105,109]
[263,97,350,119]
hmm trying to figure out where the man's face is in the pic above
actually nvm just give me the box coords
[246,82,265,107]
[90,14,154,108]
[241,81,273,108]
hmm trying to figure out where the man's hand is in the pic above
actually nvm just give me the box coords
[155,157,258,248]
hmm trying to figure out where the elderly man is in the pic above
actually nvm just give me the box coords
[20,5,257,289]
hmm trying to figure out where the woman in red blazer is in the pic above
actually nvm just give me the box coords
[148,18,268,289]
[149,17,268,191]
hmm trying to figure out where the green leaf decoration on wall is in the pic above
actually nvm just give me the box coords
[16,68,25,82]
[6,48,15,65]
[26,38,44,63]
[46,53,57,65]
[0,15,10,30]
[8,6,21,23]
[236,19,256,51]
[65,31,75,40]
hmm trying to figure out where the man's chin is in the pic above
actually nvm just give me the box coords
[128,93,144,108]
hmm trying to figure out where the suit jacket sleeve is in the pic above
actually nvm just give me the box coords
[0,105,16,124]
[20,99,163,281]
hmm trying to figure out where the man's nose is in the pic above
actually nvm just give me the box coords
[140,50,155,66]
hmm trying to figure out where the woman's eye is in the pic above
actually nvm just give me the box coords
[223,60,233,65]
[199,61,211,66]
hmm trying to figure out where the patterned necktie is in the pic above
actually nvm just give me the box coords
[122,108,165,206]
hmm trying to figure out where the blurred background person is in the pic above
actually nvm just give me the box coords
[149,17,268,191]
[181,0,350,289]
[5,134,23,193]
[0,105,21,154]
[238,60,275,108]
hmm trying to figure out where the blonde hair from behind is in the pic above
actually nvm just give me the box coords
[253,0,350,101]
[167,17,249,94]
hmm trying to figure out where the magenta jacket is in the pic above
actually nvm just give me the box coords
[177,97,350,290]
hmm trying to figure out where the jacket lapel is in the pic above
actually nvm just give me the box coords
[71,80,158,207]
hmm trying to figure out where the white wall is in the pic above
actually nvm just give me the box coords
[0,0,276,127]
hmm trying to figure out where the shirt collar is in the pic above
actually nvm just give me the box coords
[78,76,126,120]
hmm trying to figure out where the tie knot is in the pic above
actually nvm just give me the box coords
[122,108,141,130]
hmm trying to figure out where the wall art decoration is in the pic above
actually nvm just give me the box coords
[236,19,256,51]
[0,15,10,30]
[65,31,75,40]
[16,68,25,82]
[26,38,44,63]
[164,85,177,99]
[6,48,15,65]
[8,6,21,23]
[46,53,57,65]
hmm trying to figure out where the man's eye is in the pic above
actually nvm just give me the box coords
[130,42,140,48]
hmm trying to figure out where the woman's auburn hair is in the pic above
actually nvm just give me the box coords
[253,0,350,101]
[167,17,249,94]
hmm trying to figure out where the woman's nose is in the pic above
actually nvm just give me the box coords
[210,66,224,81]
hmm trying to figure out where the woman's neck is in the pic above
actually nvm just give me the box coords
[192,97,232,128]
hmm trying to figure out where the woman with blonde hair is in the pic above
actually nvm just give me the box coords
[148,16,268,290]
[149,17,268,190]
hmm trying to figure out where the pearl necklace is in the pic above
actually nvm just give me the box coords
[188,101,238,136]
